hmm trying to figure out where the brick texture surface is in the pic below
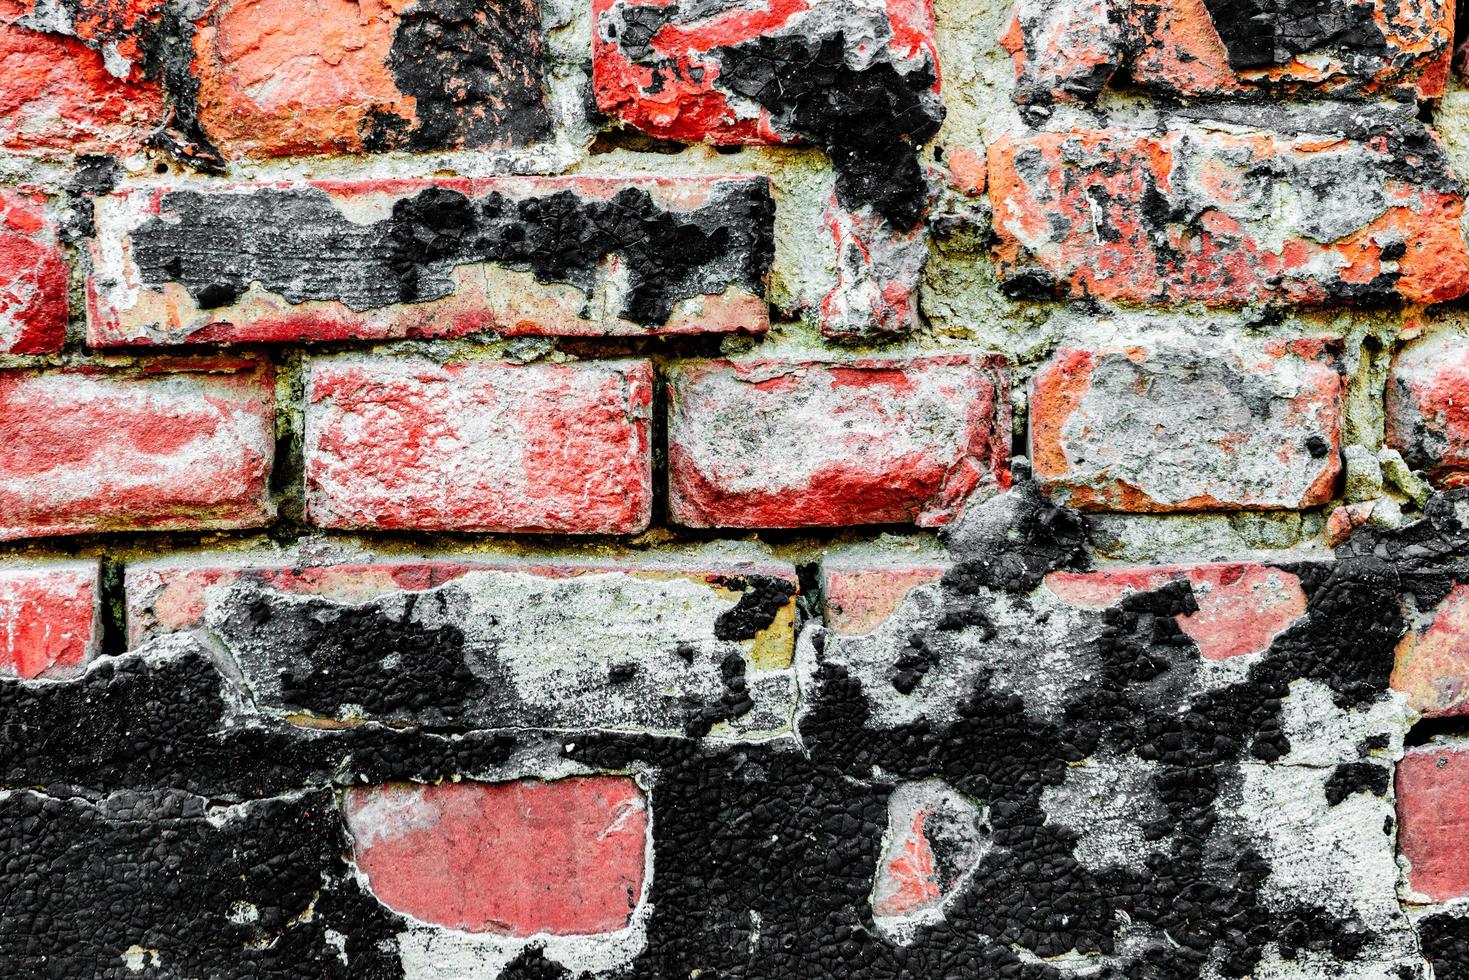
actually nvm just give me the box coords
[668,356,1010,528]
[4,0,1469,974]
[1031,340,1344,511]
[305,357,653,534]
[344,778,648,935]
[0,189,67,354]
[0,359,274,539]
[990,127,1469,307]
[0,561,100,679]
[89,177,774,345]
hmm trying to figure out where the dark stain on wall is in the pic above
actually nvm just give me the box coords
[127,181,775,326]
[714,33,943,229]
[374,0,553,150]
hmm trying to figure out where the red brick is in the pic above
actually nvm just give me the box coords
[1001,0,1125,106]
[0,189,67,355]
[1386,330,1469,488]
[0,0,164,155]
[989,127,1469,308]
[188,0,551,158]
[1030,341,1343,512]
[124,552,800,671]
[1397,742,1469,903]
[872,781,984,928]
[592,0,939,145]
[668,356,1011,529]
[305,358,653,534]
[1045,564,1308,662]
[344,778,648,935]
[820,198,926,341]
[823,560,945,636]
[0,359,274,540]
[1393,583,1469,719]
[88,177,773,345]
[0,561,100,679]
[823,556,1309,660]
[1002,0,1454,103]
[1126,0,1452,100]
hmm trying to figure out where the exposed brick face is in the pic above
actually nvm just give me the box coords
[0,189,67,354]
[1393,582,1469,718]
[0,1,164,155]
[0,562,100,679]
[990,127,1469,307]
[1031,341,1343,511]
[1004,0,1453,104]
[592,0,940,145]
[344,778,648,936]
[304,358,653,534]
[1386,330,1469,489]
[0,360,275,540]
[89,177,774,345]
[1397,743,1469,903]
[188,0,552,158]
[668,356,1010,528]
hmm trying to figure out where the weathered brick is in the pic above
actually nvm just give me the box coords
[668,356,1011,529]
[126,553,799,735]
[989,127,1469,307]
[1030,341,1343,511]
[871,781,986,942]
[820,199,927,341]
[0,0,164,155]
[187,0,551,158]
[0,189,67,355]
[1393,582,1469,718]
[1397,741,1469,903]
[1127,0,1453,100]
[1046,564,1309,661]
[344,778,648,935]
[592,0,943,227]
[0,359,274,540]
[824,556,1309,662]
[1003,0,1454,103]
[0,561,100,679]
[88,177,774,345]
[1001,0,1125,106]
[593,0,939,144]
[305,358,652,534]
[823,559,946,636]
[1386,329,1469,488]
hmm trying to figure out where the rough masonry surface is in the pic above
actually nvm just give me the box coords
[1,0,1468,975]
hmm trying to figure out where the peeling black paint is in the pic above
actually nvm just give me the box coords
[241,590,485,724]
[1324,761,1391,805]
[374,0,552,150]
[1199,0,1391,71]
[712,575,798,640]
[1422,913,1469,980]
[6,493,1469,977]
[0,787,402,979]
[127,181,774,327]
[713,32,943,229]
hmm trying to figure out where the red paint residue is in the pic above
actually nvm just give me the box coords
[344,778,649,936]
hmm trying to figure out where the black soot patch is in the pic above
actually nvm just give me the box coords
[0,788,403,978]
[712,575,798,640]
[127,181,775,326]
[372,0,552,149]
[1421,913,1469,980]
[712,32,944,229]
[1198,0,1391,70]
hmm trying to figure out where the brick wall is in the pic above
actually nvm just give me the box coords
[2,0,1469,976]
